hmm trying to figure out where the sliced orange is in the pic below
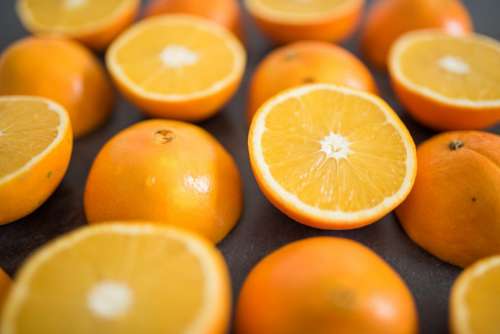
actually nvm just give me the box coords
[244,0,364,43]
[16,0,140,50]
[107,15,246,121]
[0,268,10,318]
[248,84,417,229]
[0,96,73,225]
[1,223,231,334]
[389,30,500,130]
[450,255,500,334]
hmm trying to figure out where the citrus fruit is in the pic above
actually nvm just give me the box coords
[248,41,377,121]
[245,0,364,44]
[248,84,417,229]
[389,30,500,130]
[106,15,246,121]
[236,237,418,334]
[0,37,114,137]
[0,96,73,225]
[0,268,10,317]
[144,0,244,42]
[0,223,231,334]
[16,0,140,50]
[396,131,500,268]
[450,255,500,334]
[84,119,242,243]
[361,0,472,68]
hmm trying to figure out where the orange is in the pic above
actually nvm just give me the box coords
[106,15,246,121]
[389,30,500,130]
[144,0,244,43]
[396,131,500,268]
[236,237,418,334]
[248,41,378,120]
[84,119,242,243]
[0,223,231,334]
[0,96,73,225]
[361,0,472,68]
[450,255,500,334]
[245,0,364,44]
[0,268,10,319]
[248,84,416,229]
[16,0,140,50]
[0,37,114,137]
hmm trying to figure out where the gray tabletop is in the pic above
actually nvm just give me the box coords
[0,0,499,333]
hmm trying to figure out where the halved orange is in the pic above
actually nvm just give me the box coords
[0,268,10,318]
[16,0,140,50]
[0,96,73,225]
[1,223,231,334]
[389,30,500,130]
[106,15,246,121]
[450,255,500,334]
[248,84,417,229]
[244,0,364,43]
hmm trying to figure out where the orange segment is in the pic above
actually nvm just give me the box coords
[16,0,140,50]
[0,224,231,334]
[389,30,500,130]
[249,84,416,229]
[0,96,72,225]
[107,15,246,121]
[450,255,500,334]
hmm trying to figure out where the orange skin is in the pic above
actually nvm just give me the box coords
[396,131,500,268]
[144,0,244,42]
[246,0,364,44]
[84,120,243,243]
[247,41,378,121]
[236,237,418,334]
[361,0,473,69]
[0,268,10,318]
[0,37,114,137]
[390,76,500,131]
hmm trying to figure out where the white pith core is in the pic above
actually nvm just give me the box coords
[320,132,350,160]
[87,281,133,319]
[438,56,470,75]
[160,45,199,68]
[64,0,86,9]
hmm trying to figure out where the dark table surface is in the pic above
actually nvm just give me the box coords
[1,0,499,333]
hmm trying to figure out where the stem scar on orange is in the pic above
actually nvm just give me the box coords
[84,120,243,243]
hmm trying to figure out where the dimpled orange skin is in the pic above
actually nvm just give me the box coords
[0,268,10,317]
[396,131,500,268]
[144,0,244,42]
[84,120,243,243]
[236,237,418,334]
[246,0,364,44]
[0,37,114,137]
[361,0,473,69]
[247,41,378,121]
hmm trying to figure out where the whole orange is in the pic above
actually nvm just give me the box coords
[84,119,243,243]
[236,237,418,334]
[396,131,500,268]
[0,37,114,137]
[361,0,473,68]
[247,41,377,120]
[144,0,244,41]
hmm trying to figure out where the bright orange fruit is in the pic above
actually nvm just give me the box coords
[0,96,73,225]
[248,41,377,120]
[0,223,231,334]
[236,237,418,334]
[389,30,500,130]
[396,131,500,268]
[0,37,114,137]
[84,120,242,243]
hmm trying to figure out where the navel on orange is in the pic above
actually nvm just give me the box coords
[450,255,500,334]
[107,15,246,121]
[248,84,417,229]
[16,0,140,50]
[0,96,72,225]
[245,0,364,43]
[389,30,500,130]
[0,224,231,334]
